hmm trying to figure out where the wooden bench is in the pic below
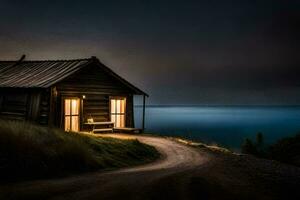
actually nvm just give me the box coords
[84,121,114,133]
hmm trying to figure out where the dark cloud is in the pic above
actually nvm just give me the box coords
[0,0,299,104]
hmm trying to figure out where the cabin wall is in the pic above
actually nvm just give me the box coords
[0,89,28,121]
[54,64,136,130]
[126,95,134,128]
[0,88,50,125]
[38,89,51,125]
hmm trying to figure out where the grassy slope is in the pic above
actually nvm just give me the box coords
[0,120,159,182]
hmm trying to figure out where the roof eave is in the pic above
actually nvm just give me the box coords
[92,57,149,97]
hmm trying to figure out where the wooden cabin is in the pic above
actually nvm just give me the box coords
[0,56,148,133]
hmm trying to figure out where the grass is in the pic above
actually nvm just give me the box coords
[144,132,233,154]
[168,136,232,154]
[0,120,159,182]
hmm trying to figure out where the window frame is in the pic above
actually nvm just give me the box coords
[63,97,80,132]
[109,96,126,128]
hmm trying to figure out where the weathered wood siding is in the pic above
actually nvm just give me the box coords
[54,64,136,130]
[0,58,145,130]
[0,88,50,124]
[126,95,134,128]
[0,89,28,121]
[38,89,50,125]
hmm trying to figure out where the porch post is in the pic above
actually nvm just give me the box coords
[142,94,146,132]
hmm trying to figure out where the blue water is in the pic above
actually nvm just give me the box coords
[134,106,300,151]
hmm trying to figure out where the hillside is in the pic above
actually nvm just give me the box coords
[0,120,159,182]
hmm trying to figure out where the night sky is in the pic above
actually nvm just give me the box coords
[1,0,300,105]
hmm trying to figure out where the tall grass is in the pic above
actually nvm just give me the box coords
[0,120,159,182]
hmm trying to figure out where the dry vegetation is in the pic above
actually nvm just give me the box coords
[0,120,159,182]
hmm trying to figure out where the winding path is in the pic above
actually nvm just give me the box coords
[0,134,209,200]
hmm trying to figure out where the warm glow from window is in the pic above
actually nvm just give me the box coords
[110,98,126,128]
[64,98,80,132]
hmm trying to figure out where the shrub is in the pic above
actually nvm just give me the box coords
[241,138,257,155]
[268,133,300,167]
[241,132,300,167]
[241,132,266,157]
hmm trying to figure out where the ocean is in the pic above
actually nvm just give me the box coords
[134,106,300,151]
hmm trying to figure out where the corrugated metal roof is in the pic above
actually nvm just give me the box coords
[0,58,93,88]
[0,57,148,96]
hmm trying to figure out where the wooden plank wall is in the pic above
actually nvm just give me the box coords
[0,89,49,125]
[0,91,28,121]
[126,95,134,128]
[83,95,109,122]
[38,90,50,125]
[55,64,135,129]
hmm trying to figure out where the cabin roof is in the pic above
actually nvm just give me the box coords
[0,56,148,96]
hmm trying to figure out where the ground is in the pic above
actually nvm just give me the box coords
[0,134,300,200]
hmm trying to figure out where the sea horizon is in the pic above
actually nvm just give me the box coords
[134,105,300,151]
[135,104,300,107]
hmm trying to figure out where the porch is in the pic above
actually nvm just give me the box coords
[63,94,147,133]
[84,121,142,133]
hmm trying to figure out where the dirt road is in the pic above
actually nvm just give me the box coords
[0,135,209,200]
[1,134,299,200]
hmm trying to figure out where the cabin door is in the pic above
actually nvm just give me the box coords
[110,97,126,128]
[64,98,80,132]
